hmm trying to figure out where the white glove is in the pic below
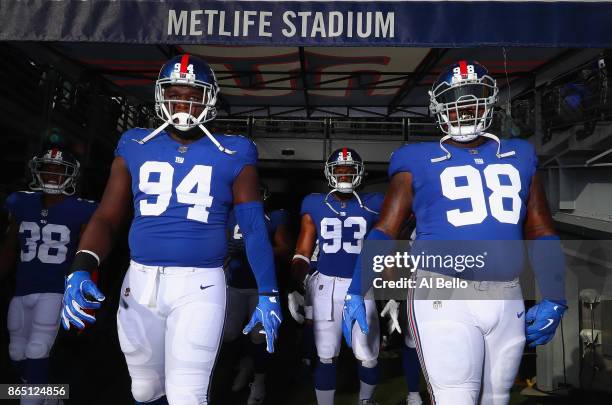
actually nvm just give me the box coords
[288,291,305,324]
[380,299,402,335]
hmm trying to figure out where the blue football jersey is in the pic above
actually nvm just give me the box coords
[301,193,384,278]
[226,209,288,289]
[115,128,257,268]
[5,191,97,296]
[388,138,538,280]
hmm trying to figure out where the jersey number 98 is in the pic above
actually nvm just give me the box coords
[440,164,522,227]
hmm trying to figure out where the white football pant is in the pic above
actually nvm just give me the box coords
[8,293,62,361]
[311,273,379,362]
[409,270,525,405]
[117,261,226,405]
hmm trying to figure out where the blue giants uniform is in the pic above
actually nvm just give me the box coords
[226,209,288,289]
[388,138,538,280]
[5,191,97,295]
[115,128,257,267]
[301,193,384,278]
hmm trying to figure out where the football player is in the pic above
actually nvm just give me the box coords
[291,148,384,405]
[343,60,567,405]
[59,54,282,405]
[0,148,97,404]
[223,183,292,405]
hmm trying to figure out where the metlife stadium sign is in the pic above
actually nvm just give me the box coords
[1,0,612,46]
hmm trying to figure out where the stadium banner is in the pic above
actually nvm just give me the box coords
[1,0,612,46]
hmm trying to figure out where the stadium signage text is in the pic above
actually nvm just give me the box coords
[167,9,395,39]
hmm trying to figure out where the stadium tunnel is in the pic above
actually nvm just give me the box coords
[1,1,612,404]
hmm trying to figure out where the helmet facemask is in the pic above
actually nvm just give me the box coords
[324,161,364,194]
[29,156,79,196]
[155,75,218,132]
[430,74,498,142]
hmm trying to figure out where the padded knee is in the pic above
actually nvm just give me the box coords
[136,396,169,405]
[8,341,26,361]
[360,359,377,368]
[131,380,162,403]
[25,342,50,359]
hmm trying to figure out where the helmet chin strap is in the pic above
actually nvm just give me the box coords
[198,124,236,155]
[324,189,380,215]
[135,104,235,154]
[431,132,516,163]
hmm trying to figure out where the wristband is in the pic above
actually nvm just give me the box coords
[292,254,311,264]
[70,250,100,274]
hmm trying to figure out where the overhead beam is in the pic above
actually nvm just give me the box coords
[311,108,349,118]
[387,48,449,115]
[349,107,387,117]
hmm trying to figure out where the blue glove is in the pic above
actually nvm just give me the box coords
[243,295,282,353]
[61,271,105,330]
[525,299,567,347]
[342,294,369,348]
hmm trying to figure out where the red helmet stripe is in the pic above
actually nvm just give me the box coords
[342,148,348,160]
[180,54,190,73]
[459,60,468,78]
[51,148,58,158]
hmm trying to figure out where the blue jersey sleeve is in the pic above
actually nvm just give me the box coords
[222,135,259,180]
[4,192,22,216]
[528,142,538,179]
[115,130,130,158]
[300,194,319,217]
[504,138,539,180]
[388,144,416,178]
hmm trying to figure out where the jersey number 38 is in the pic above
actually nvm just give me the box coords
[19,222,70,264]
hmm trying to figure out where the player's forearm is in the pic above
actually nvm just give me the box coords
[75,214,120,267]
[235,201,279,294]
[528,235,566,301]
[290,257,310,286]
[273,242,292,264]
[347,228,392,296]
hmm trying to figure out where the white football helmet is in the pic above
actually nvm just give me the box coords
[429,60,498,142]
